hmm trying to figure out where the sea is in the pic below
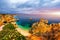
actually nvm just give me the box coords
[14,14,60,30]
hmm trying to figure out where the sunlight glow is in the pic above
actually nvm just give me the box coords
[52,12,60,16]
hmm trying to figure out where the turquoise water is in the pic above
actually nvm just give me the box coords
[16,22,30,30]
[14,16,31,30]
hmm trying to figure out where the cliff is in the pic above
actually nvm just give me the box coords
[29,18,60,40]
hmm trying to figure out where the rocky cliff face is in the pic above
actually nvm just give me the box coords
[29,18,60,40]
[0,14,16,26]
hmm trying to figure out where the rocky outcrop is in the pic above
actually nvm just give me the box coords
[29,18,60,40]
[0,14,16,26]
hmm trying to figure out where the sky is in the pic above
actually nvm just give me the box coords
[0,0,60,14]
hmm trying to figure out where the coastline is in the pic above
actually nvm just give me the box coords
[16,22,30,31]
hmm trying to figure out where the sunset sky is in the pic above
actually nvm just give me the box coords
[0,0,60,14]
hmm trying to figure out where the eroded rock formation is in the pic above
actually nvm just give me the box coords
[29,18,60,40]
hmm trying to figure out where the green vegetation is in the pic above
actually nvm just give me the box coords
[0,23,26,40]
[3,23,15,30]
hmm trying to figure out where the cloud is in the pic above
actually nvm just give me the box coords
[51,0,60,3]
[42,0,60,7]
[0,0,60,13]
